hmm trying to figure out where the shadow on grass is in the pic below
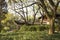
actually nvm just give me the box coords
[45,32,60,40]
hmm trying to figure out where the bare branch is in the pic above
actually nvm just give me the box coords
[48,0,55,7]
[55,1,60,11]
[15,2,37,9]
[37,0,51,18]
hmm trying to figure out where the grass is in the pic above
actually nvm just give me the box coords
[0,31,47,40]
[0,24,60,40]
[0,31,60,40]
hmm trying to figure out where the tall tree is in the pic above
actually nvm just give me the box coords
[36,0,60,34]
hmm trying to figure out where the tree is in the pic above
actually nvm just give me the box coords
[36,0,60,34]
[32,4,41,24]
[0,0,8,32]
[8,0,60,34]
[8,0,36,24]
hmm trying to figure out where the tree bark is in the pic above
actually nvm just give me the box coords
[48,18,55,34]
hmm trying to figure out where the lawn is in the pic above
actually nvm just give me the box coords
[0,31,60,40]
[0,24,60,40]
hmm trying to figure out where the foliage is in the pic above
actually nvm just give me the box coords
[1,13,19,32]
[1,13,14,23]
[0,0,8,32]
[19,24,49,31]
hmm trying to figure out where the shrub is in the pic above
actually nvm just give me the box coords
[29,27,37,31]
[19,24,49,31]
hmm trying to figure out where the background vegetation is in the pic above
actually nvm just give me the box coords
[0,0,60,40]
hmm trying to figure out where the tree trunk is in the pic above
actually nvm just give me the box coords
[48,18,55,34]
[33,15,36,24]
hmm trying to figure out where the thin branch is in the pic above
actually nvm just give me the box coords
[11,9,26,20]
[55,1,60,11]
[48,0,55,7]
[15,2,37,9]
[46,0,54,11]
[37,0,50,18]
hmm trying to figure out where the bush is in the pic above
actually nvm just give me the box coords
[19,25,29,31]
[29,27,37,31]
[39,24,49,31]
[19,24,49,31]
